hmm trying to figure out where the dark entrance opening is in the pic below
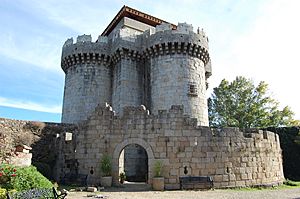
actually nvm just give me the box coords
[119,144,148,182]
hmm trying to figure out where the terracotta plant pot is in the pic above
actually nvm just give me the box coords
[101,176,112,187]
[152,177,164,191]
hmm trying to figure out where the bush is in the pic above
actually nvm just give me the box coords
[0,164,17,184]
[1,165,52,191]
[154,160,163,177]
[100,154,112,176]
[0,188,6,199]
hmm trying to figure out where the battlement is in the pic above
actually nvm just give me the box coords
[61,34,110,72]
[61,21,211,73]
[63,34,109,47]
[87,104,280,142]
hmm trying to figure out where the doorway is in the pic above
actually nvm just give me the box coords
[119,144,148,182]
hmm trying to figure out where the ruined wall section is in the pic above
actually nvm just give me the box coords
[142,23,210,125]
[0,118,78,182]
[61,35,112,123]
[74,105,284,189]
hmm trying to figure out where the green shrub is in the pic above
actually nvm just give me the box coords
[2,165,52,191]
[154,160,163,177]
[100,154,112,176]
[0,188,6,199]
[0,164,17,184]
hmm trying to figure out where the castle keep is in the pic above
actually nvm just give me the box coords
[56,6,284,189]
[61,6,211,126]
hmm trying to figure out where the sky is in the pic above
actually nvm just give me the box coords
[0,0,299,123]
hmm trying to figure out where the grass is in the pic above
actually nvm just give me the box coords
[282,179,300,188]
[225,180,300,192]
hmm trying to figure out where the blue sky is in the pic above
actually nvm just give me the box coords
[1,0,299,123]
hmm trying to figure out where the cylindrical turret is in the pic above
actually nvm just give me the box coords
[61,35,112,123]
[143,23,211,125]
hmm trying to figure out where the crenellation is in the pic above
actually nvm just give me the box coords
[155,22,173,32]
[63,38,73,47]
[77,34,92,43]
[177,22,193,34]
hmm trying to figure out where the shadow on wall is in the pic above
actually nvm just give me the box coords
[30,122,78,182]
[266,127,300,181]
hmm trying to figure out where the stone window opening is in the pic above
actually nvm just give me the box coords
[188,82,198,96]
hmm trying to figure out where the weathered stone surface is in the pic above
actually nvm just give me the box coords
[58,105,284,189]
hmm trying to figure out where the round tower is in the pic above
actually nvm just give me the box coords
[61,35,112,123]
[144,23,211,126]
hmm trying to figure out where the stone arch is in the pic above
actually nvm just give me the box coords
[112,138,154,185]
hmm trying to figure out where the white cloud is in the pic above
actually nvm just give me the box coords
[0,31,61,72]
[23,0,114,37]
[0,97,62,114]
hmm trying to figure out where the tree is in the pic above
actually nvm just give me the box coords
[208,76,300,128]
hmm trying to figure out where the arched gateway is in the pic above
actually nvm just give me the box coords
[112,138,155,185]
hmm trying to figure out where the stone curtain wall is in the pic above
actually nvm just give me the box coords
[0,110,285,189]
[74,105,284,189]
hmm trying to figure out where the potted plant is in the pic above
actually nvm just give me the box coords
[152,160,164,191]
[100,154,112,187]
[119,172,126,184]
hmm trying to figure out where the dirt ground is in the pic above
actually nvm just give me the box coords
[67,187,300,199]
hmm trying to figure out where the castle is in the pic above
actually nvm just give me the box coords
[61,6,211,126]
[0,4,286,191]
[58,6,284,189]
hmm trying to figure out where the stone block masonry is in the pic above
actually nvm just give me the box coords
[70,105,284,189]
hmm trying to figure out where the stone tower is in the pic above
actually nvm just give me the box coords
[61,6,212,125]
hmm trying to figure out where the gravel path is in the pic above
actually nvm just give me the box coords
[67,188,300,199]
